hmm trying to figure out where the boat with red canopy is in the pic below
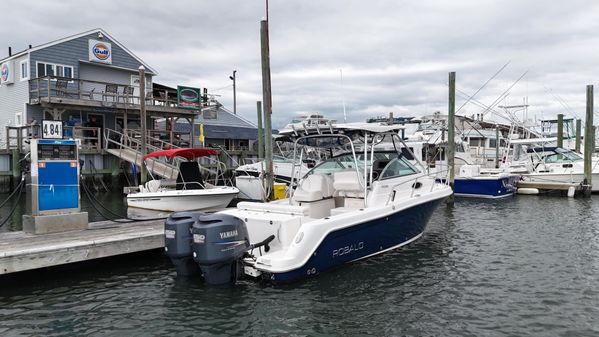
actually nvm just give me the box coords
[126,148,239,212]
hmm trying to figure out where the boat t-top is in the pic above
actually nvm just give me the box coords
[163,123,453,284]
[126,148,239,212]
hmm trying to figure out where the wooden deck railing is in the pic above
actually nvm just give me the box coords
[5,125,101,151]
[29,76,181,108]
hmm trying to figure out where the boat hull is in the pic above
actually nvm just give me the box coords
[267,197,445,283]
[454,174,520,198]
[127,188,238,212]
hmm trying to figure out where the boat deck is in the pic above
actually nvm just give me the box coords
[0,219,164,275]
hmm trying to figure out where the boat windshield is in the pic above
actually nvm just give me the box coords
[308,151,418,177]
[544,148,583,162]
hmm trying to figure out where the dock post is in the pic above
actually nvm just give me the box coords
[11,149,21,188]
[260,19,274,201]
[256,101,264,160]
[557,113,564,149]
[139,66,148,184]
[447,72,456,204]
[575,119,582,153]
[583,85,593,197]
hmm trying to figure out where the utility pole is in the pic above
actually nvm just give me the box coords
[447,72,456,204]
[229,70,237,114]
[139,65,147,184]
[261,19,273,201]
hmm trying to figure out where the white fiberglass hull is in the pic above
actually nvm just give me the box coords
[127,187,239,212]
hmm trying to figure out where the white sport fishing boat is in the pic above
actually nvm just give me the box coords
[127,148,239,212]
[518,146,599,192]
[163,123,453,284]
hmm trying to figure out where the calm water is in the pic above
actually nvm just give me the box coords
[0,196,598,336]
[0,182,129,233]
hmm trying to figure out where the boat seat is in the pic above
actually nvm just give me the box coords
[293,174,334,202]
[144,179,161,193]
[333,170,364,198]
[177,161,203,190]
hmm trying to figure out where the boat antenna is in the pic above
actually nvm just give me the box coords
[340,68,347,123]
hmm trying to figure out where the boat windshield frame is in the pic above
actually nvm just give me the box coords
[288,126,424,203]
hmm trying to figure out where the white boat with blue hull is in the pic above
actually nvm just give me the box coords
[163,123,452,284]
[454,165,519,198]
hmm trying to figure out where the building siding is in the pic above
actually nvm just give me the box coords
[29,32,147,79]
[0,54,31,145]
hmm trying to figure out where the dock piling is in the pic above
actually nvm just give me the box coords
[557,113,564,149]
[260,19,274,201]
[575,119,582,153]
[257,101,264,160]
[447,72,456,204]
[583,85,593,197]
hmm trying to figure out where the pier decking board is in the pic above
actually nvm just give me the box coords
[0,220,164,275]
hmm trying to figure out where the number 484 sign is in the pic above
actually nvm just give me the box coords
[42,120,63,139]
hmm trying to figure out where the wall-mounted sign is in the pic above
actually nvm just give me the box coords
[177,86,202,109]
[1,61,14,84]
[89,39,112,64]
[42,120,63,139]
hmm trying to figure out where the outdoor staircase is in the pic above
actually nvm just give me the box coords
[104,128,180,179]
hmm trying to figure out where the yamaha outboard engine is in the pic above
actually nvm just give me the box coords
[191,213,249,285]
[164,212,204,276]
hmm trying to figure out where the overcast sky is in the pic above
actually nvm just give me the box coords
[3,0,599,128]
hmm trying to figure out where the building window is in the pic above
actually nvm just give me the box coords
[20,60,29,81]
[36,62,74,79]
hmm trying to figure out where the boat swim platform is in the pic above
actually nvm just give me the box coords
[0,219,164,275]
[517,181,585,191]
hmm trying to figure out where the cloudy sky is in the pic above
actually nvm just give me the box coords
[3,0,599,128]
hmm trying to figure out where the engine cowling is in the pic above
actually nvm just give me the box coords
[191,213,249,285]
[164,212,204,276]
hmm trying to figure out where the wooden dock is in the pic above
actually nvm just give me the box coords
[0,220,164,275]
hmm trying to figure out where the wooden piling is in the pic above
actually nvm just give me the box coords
[139,66,148,184]
[260,19,274,200]
[575,119,581,153]
[583,85,593,196]
[447,72,456,204]
[557,113,564,149]
[256,101,264,160]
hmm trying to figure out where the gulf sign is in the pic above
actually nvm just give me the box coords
[88,39,112,64]
[0,61,13,84]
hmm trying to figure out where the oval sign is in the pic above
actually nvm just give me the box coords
[180,88,199,102]
[0,63,8,82]
[93,43,111,60]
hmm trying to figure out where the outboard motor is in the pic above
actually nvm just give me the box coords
[191,213,250,285]
[164,212,204,276]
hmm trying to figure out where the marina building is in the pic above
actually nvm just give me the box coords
[0,28,258,177]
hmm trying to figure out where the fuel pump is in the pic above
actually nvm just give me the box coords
[23,139,88,234]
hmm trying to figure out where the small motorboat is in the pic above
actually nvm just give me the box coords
[454,165,519,198]
[126,148,239,212]
[163,123,453,284]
